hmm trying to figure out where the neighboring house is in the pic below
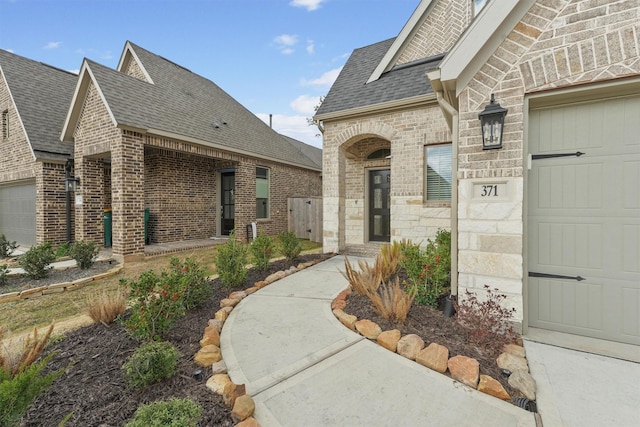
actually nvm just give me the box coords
[316,0,639,352]
[60,41,321,261]
[0,50,77,247]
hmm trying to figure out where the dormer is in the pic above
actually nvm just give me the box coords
[117,41,154,84]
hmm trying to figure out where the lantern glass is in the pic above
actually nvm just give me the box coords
[478,94,508,150]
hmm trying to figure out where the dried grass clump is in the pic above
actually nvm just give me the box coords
[86,291,126,325]
[371,278,416,326]
[377,241,402,281]
[0,322,55,377]
[342,256,383,297]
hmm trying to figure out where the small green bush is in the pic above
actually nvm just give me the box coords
[18,242,56,279]
[125,398,202,427]
[0,353,65,426]
[69,240,99,270]
[0,234,17,259]
[278,231,301,261]
[54,242,71,259]
[167,258,211,309]
[215,231,248,288]
[122,341,180,389]
[0,264,8,286]
[250,232,275,271]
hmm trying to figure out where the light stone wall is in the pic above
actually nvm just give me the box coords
[322,104,452,253]
[456,0,640,323]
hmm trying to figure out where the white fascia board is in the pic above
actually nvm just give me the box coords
[439,0,536,97]
[366,0,435,84]
[314,93,437,122]
[116,41,154,84]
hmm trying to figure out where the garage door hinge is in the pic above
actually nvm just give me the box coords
[529,272,586,281]
[531,151,585,160]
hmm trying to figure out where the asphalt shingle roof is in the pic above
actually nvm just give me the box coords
[88,42,321,171]
[0,49,77,160]
[316,38,442,117]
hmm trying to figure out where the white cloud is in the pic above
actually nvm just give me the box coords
[257,113,322,148]
[306,40,315,54]
[290,0,324,12]
[273,34,298,54]
[301,66,342,87]
[44,41,61,49]
[290,95,322,116]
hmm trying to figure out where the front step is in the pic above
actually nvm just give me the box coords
[342,243,386,258]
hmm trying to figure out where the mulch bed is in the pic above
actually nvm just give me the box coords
[18,253,521,426]
[19,253,332,427]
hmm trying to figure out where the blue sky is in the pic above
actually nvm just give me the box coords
[0,0,421,148]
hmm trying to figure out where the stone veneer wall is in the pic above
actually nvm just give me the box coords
[322,105,452,253]
[396,0,473,65]
[455,0,640,323]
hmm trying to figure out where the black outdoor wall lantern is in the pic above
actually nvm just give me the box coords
[65,176,80,192]
[478,94,508,150]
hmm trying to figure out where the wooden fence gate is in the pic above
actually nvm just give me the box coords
[288,197,322,243]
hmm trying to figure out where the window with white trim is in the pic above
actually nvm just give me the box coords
[425,144,452,201]
[256,167,270,219]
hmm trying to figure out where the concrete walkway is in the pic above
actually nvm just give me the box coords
[221,256,536,427]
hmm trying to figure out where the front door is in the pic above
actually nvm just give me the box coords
[221,172,235,236]
[369,169,390,242]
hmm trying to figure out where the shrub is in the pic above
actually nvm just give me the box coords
[454,285,517,350]
[17,242,55,279]
[122,341,180,389]
[86,291,126,325]
[277,231,301,261]
[121,270,185,341]
[167,258,211,309]
[55,242,71,259]
[250,233,275,271]
[69,240,99,270]
[215,231,248,288]
[125,398,202,427]
[399,230,451,306]
[0,234,17,259]
[0,264,8,286]
[0,352,65,426]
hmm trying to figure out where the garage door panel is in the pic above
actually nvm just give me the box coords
[0,183,36,246]
[528,94,640,346]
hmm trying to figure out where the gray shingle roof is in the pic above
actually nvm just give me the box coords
[315,38,442,117]
[0,49,77,160]
[281,135,322,169]
[87,42,320,171]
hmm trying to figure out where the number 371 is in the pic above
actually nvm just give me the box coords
[481,185,498,197]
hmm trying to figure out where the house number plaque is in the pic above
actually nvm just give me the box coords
[472,181,509,201]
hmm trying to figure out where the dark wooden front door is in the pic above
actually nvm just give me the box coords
[221,172,235,236]
[369,169,390,242]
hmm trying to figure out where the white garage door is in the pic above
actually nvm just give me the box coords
[0,182,36,246]
[528,94,640,346]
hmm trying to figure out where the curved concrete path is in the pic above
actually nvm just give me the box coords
[221,255,536,427]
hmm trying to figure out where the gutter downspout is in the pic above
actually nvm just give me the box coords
[64,159,73,243]
[433,90,459,306]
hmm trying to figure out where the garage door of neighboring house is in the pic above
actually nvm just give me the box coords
[0,181,37,246]
[527,95,640,346]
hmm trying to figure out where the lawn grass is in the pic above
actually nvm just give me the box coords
[0,239,321,342]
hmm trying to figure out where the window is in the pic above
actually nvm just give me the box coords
[256,167,269,219]
[367,148,391,160]
[474,0,489,16]
[425,144,452,201]
[1,110,8,139]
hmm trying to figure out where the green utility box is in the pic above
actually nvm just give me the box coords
[103,209,112,247]
[144,208,150,245]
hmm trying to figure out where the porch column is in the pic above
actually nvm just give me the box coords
[74,157,104,245]
[322,143,345,253]
[233,161,255,241]
[111,130,145,260]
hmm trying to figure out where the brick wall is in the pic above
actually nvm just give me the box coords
[397,0,472,64]
[35,162,74,245]
[122,54,149,82]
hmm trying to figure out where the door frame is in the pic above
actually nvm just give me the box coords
[365,168,391,243]
[218,169,235,236]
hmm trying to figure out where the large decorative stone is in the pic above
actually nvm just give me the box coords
[214,308,229,322]
[478,375,510,400]
[220,298,241,308]
[502,343,526,358]
[331,298,346,310]
[229,290,247,300]
[207,319,223,333]
[211,360,228,375]
[254,281,269,289]
[236,417,261,427]
[223,382,246,407]
[265,271,286,284]
[232,395,256,422]
[497,352,528,373]
[333,309,357,330]
[200,327,220,347]
[206,374,231,394]
[448,355,479,388]
[416,343,449,373]
[245,286,259,294]
[508,369,536,400]
[397,334,424,360]
[355,319,382,339]
[376,329,401,352]
[194,344,222,366]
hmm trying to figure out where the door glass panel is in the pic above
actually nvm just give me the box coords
[373,215,382,236]
[374,175,382,184]
[374,189,382,209]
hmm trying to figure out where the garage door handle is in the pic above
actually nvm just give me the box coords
[529,272,586,281]
[531,151,584,160]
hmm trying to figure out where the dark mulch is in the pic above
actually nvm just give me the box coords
[19,253,332,427]
[2,260,118,294]
[343,286,524,401]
